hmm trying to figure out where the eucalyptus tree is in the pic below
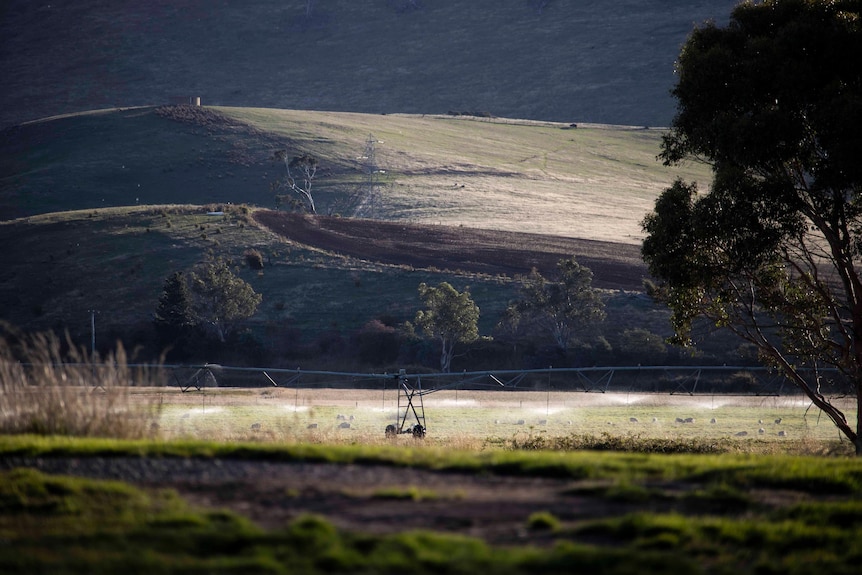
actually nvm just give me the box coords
[188,258,262,343]
[508,257,605,351]
[642,0,862,453]
[273,151,319,214]
[153,271,197,355]
[415,282,479,372]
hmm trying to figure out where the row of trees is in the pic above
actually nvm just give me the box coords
[152,254,608,372]
[396,257,606,372]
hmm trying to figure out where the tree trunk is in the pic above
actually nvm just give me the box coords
[856,386,862,456]
[440,337,454,373]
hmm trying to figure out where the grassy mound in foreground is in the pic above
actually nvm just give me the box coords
[2,437,861,574]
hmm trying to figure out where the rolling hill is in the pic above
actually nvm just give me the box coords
[0,104,714,359]
[0,1,738,129]
[0,105,709,244]
[0,0,737,365]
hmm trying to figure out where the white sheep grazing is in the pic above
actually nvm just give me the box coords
[774,418,782,424]
[710,418,717,424]
[683,417,695,423]
[630,417,639,423]
[675,417,685,423]
[778,430,787,437]
[758,428,765,434]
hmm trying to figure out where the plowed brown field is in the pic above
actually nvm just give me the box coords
[254,211,648,291]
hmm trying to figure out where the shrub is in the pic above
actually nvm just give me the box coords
[244,248,264,270]
[619,328,668,365]
[355,320,400,366]
[504,432,732,455]
[527,511,560,531]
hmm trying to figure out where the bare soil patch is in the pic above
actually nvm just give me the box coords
[254,211,648,291]
[0,456,636,547]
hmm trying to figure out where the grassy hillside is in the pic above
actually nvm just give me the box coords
[0,105,722,366]
[0,106,710,244]
[0,204,673,364]
[0,1,739,129]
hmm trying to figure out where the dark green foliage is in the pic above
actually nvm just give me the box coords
[504,431,733,455]
[415,282,480,372]
[354,319,400,366]
[243,248,264,270]
[619,328,668,365]
[642,0,862,453]
[505,257,605,351]
[153,271,197,357]
[189,257,262,343]
[526,511,561,531]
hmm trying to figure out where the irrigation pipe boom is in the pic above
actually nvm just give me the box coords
[36,362,845,438]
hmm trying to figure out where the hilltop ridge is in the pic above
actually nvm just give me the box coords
[0,1,737,129]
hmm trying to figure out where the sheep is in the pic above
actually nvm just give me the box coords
[683,417,695,423]
[339,422,351,429]
[629,417,639,423]
[710,418,717,424]
[758,428,765,434]
[778,430,787,437]
[735,431,748,436]
[251,422,261,431]
[774,418,782,424]
[516,419,525,425]
[307,423,318,429]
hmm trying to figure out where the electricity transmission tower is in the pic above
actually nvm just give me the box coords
[355,134,382,218]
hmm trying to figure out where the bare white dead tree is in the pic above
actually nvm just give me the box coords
[273,150,318,214]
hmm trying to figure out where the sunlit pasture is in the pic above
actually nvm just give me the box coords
[147,387,855,450]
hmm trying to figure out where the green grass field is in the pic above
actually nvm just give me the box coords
[2,430,862,574]
[144,387,855,454]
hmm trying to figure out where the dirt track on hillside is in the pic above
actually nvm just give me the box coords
[254,211,648,291]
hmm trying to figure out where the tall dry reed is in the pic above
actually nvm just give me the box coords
[0,329,164,438]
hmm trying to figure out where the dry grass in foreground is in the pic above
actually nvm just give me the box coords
[0,328,163,438]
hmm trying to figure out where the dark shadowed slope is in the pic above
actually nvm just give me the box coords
[0,1,738,129]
